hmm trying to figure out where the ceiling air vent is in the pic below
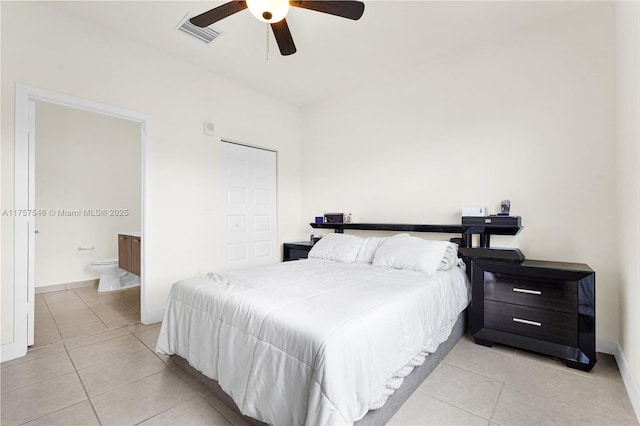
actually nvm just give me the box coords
[177,13,223,44]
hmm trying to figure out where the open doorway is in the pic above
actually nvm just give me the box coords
[32,101,142,345]
[5,84,152,361]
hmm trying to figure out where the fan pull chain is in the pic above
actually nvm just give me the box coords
[266,23,270,61]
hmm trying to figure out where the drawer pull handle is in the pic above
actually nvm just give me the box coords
[513,288,542,295]
[513,317,542,327]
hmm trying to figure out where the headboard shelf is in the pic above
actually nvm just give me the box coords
[310,222,462,234]
[310,221,522,249]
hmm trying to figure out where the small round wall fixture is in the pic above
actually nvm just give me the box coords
[204,120,215,136]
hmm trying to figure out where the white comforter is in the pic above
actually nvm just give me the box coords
[156,259,470,426]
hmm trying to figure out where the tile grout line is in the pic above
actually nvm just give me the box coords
[8,289,144,425]
[72,288,111,329]
[132,395,203,426]
[414,390,493,423]
[78,290,141,329]
[39,294,64,342]
[487,381,505,425]
[0,355,74,397]
[63,339,104,425]
[68,328,165,401]
[154,350,238,426]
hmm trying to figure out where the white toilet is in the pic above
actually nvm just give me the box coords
[90,258,140,293]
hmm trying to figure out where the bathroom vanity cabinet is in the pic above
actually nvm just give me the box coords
[118,233,141,276]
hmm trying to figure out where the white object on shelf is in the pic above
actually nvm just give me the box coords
[461,206,488,217]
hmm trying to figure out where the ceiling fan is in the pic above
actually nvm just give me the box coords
[190,0,365,56]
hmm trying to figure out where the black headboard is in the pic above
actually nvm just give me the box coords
[309,221,522,249]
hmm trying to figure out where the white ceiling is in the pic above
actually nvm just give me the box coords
[48,1,584,107]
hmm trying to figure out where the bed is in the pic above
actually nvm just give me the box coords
[156,233,471,425]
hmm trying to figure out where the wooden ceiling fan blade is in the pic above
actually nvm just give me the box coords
[271,19,297,56]
[190,1,248,27]
[289,1,364,20]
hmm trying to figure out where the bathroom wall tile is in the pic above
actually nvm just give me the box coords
[92,369,196,425]
[0,372,87,426]
[78,349,166,397]
[23,400,99,426]
[1,352,74,394]
[59,319,108,340]
[67,334,146,370]
[64,327,130,350]
[139,396,231,426]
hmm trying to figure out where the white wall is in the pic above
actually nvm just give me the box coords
[34,101,141,287]
[616,0,640,415]
[301,4,619,342]
[1,1,303,344]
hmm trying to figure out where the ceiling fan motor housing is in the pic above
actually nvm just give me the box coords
[247,0,289,23]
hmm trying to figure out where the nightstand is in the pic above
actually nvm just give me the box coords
[470,259,596,371]
[283,241,314,262]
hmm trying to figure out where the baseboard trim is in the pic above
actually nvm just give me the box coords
[35,279,98,294]
[599,338,640,422]
[596,337,618,355]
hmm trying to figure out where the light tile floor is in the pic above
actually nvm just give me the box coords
[33,286,141,346]
[2,286,639,425]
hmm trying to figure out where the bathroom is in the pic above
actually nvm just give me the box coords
[33,101,142,344]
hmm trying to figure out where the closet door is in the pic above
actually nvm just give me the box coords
[220,141,277,269]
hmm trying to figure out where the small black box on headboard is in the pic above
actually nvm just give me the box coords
[324,213,344,223]
[462,216,521,227]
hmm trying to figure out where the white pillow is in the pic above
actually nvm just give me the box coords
[372,235,458,275]
[355,234,409,263]
[308,233,363,263]
[439,243,459,271]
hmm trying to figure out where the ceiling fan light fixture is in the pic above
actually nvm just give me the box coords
[246,0,290,23]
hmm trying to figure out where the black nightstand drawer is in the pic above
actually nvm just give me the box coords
[471,259,595,371]
[288,249,309,260]
[484,272,577,313]
[283,241,314,262]
[484,300,578,346]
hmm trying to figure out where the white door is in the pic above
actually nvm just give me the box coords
[220,141,277,269]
